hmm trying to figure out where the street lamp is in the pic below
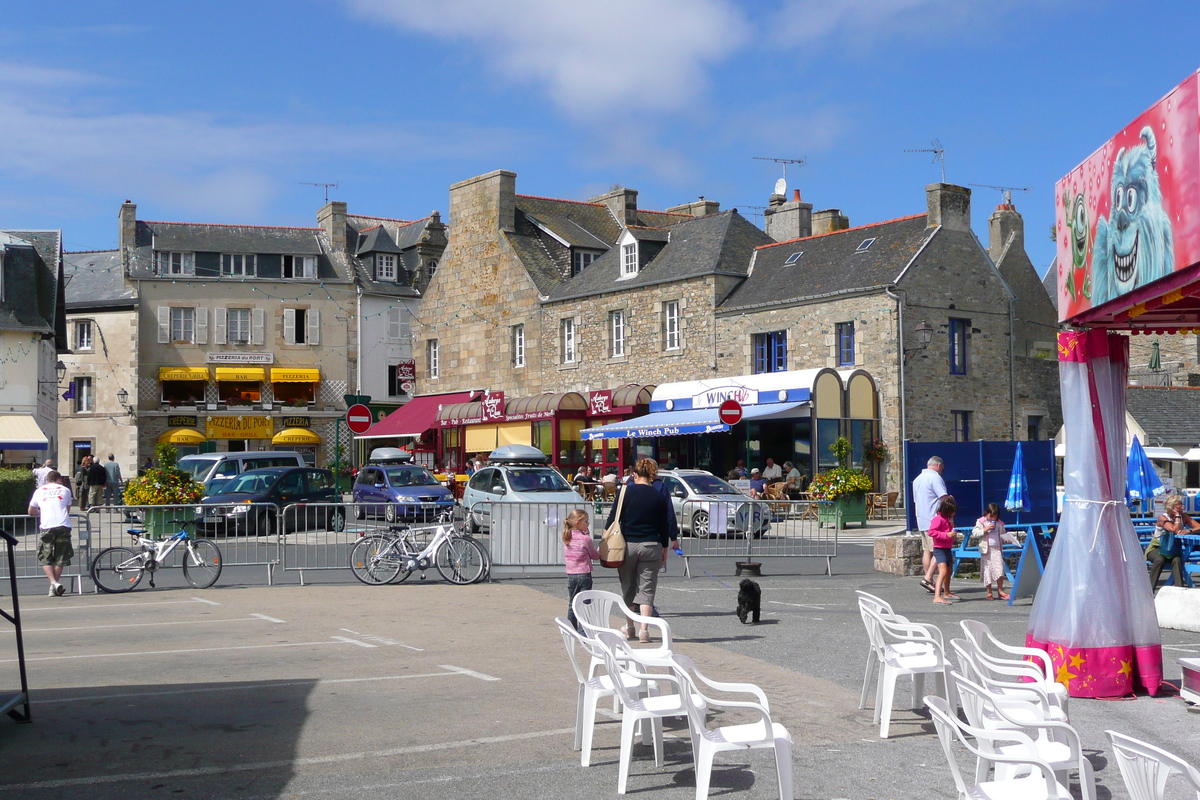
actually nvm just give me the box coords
[116,387,135,417]
[903,321,935,362]
[40,360,69,388]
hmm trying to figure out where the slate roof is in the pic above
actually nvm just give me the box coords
[1127,386,1200,445]
[1043,258,1058,314]
[63,250,136,309]
[545,211,773,302]
[355,225,403,255]
[719,214,934,312]
[2,229,60,271]
[346,215,433,298]
[515,196,618,249]
[0,233,58,334]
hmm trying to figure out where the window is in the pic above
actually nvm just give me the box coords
[227,308,251,345]
[426,259,437,279]
[621,243,638,277]
[386,307,406,341]
[752,331,787,374]
[784,252,803,265]
[952,410,971,442]
[74,320,93,351]
[221,254,256,277]
[377,254,397,281]
[156,251,194,275]
[511,324,525,367]
[282,255,316,279]
[561,318,576,364]
[572,250,598,275]
[949,318,969,375]
[662,301,680,351]
[836,322,855,366]
[283,308,319,345]
[170,307,195,343]
[855,238,876,252]
[1027,415,1043,441]
[609,310,626,358]
[73,377,93,413]
[427,339,439,378]
[387,364,411,396]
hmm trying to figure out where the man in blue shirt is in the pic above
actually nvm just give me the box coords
[911,455,949,592]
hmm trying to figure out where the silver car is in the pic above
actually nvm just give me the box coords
[461,445,585,532]
[659,469,770,538]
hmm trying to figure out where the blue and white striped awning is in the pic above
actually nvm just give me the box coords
[582,401,808,440]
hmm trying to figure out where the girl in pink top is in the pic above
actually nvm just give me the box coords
[563,509,600,632]
[929,495,959,604]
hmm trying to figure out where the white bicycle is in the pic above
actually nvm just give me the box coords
[350,514,489,586]
[90,518,223,593]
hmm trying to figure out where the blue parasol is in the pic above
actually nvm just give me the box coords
[1005,441,1030,522]
[1126,434,1165,513]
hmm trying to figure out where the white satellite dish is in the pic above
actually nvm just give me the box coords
[774,177,787,196]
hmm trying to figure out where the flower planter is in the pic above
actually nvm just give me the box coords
[818,493,869,529]
[143,507,179,541]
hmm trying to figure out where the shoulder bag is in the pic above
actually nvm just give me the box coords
[599,486,628,568]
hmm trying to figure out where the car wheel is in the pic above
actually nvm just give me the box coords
[467,508,481,534]
[691,510,711,539]
[260,512,276,539]
[384,503,398,524]
[353,503,364,520]
[329,508,346,533]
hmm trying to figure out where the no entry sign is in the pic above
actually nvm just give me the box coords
[346,403,374,434]
[718,399,743,426]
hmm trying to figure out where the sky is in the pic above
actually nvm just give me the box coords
[2,1,1198,277]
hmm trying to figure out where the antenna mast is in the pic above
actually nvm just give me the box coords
[752,156,807,190]
[904,139,945,183]
[301,181,339,203]
[967,184,1031,206]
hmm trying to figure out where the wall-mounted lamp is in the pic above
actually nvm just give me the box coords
[903,321,934,362]
[39,360,68,388]
[116,387,135,417]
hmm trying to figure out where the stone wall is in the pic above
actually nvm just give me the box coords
[873,533,924,576]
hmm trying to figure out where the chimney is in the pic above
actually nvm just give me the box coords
[811,209,850,236]
[449,169,516,233]
[666,197,721,217]
[926,183,972,232]
[987,197,1024,263]
[590,187,639,226]
[118,200,137,264]
[763,188,813,241]
[317,200,348,253]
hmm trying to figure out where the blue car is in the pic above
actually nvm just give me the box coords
[352,463,454,523]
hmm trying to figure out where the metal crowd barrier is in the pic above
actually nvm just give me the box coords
[678,498,838,576]
[0,514,91,594]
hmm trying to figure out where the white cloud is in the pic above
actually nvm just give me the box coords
[343,0,750,120]
[769,0,1029,49]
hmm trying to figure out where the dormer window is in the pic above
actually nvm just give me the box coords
[621,242,638,277]
[572,250,600,276]
[377,254,397,281]
[282,255,317,279]
[221,254,256,277]
[156,251,194,276]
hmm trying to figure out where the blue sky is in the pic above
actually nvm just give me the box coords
[2,1,1198,276]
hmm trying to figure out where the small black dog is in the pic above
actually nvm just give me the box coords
[736,578,761,624]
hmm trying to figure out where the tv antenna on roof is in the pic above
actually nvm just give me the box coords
[753,156,806,195]
[904,139,945,183]
[301,181,339,202]
[967,184,1031,206]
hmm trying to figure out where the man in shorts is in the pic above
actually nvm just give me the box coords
[911,455,949,592]
[29,470,74,597]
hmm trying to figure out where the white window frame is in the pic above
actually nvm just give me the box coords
[377,254,397,281]
[386,307,404,341]
[74,320,93,352]
[74,376,93,413]
[427,339,440,379]
[621,243,638,277]
[227,308,251,345]
[221,253,257,277]
[572,250,597,275]
[169,307,195,343]
[610,310,626,358]
[662,301,680,351]
[156,251,194,276]
[561,318,576,364]
[281,255,317,279]
[512,324,525,368]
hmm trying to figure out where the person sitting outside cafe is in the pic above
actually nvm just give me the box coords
[783,461,804,499]
[762,457,782,481]
[1148,493,1199,592]
[748,468,766,498]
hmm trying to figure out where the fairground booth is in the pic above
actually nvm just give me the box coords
[1038,69,1200,698]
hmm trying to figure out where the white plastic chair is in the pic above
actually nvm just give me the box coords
[950,638,1068,725]
[855,591,943,710]
[926,695,1072,800]
[1106,730,1200,800]
[574,589,673,666]
[862,605,948,738]
[960,619,1069,716]
[671,654,793,800]
[950,670,1095,800]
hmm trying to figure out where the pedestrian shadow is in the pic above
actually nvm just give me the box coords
[677,634,768,644]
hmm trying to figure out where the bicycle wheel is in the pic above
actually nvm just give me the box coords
[350,536,402,585]
[461,534,491,584]
[183,540,223,589]
[91,547,145,593]
[435,537,487,585]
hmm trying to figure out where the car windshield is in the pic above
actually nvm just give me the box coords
[682,475,742,495]
[177,456,218,480]
[222,471,282,494]
[384,466,439,487]
[506,467,572,493]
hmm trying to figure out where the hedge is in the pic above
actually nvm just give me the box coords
[0,468,36,517]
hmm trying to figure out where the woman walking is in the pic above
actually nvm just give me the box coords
[606,458,680,643]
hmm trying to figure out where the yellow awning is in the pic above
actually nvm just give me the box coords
[157,428,207,446]
[215,367,266,382]
[159,367,210,382]
[272,428,321,445]
[270,368,320,383]
[0,414,49,449]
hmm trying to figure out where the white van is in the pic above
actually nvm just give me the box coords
[176,451,308,495]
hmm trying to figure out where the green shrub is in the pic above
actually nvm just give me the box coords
[0,468,36,516]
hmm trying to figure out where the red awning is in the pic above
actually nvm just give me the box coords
[357,392,476,439]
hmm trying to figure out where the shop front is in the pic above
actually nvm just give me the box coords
[355,391,478,470]
[158,366,209,407]
[270,367,319,408]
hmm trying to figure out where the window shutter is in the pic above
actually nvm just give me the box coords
[307,308,320,345]
[283,309,296,345]
[157,307,169,343]
[251,308,265,345]
[213,307,227,345]
[194,307,208,344]
[304,256,316,278]
[387,308,401,339]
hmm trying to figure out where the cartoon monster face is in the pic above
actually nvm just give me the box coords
[1070,194,1088,270]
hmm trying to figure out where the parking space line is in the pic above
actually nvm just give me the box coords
[338,627,420,650]
[250,613,286,623]
[191,597,221,605]
[331,635,377,648]
[20,599,218,612]
[0,640,351,664]
[0,727,576,791]
[5,616,280,634]
[439,664,501,681]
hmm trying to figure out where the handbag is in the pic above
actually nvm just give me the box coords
[1159,531,1182,559]
[599,486,628,568]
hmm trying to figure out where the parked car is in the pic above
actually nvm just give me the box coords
[461,445,585,532]
[352,463,454,522]
[196,467,345,537]
[177,451,308,496]
[658,469,770,538]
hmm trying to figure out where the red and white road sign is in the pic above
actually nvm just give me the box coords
[346,403,374,434]
[718,399,743,426]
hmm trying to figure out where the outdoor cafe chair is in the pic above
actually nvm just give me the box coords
[950,638,1068,725]
[861,605,949,738]
[1105,730,1200,800]
[574,589,673,666]
[670,653,793,800]
[961,619,1068,715]
[855,592,944,710]
[950,670,1095,800]
[926,695,1073,800]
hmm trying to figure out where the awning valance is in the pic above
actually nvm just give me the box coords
[437,401,482,426]
[582,401,808,440]
[272,428,321,445]
[0,414,48,449]
[504,392,586,418]
[159,367,210,382]
[215,367,266,382]
[270,368,320,383]
[157,428,207,446]
[611,384,655,407]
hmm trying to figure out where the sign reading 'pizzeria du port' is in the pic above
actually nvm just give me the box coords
[206,416,274,440]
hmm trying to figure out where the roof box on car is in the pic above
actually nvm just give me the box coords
[487,444,550,465]
[367,447,413,464]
